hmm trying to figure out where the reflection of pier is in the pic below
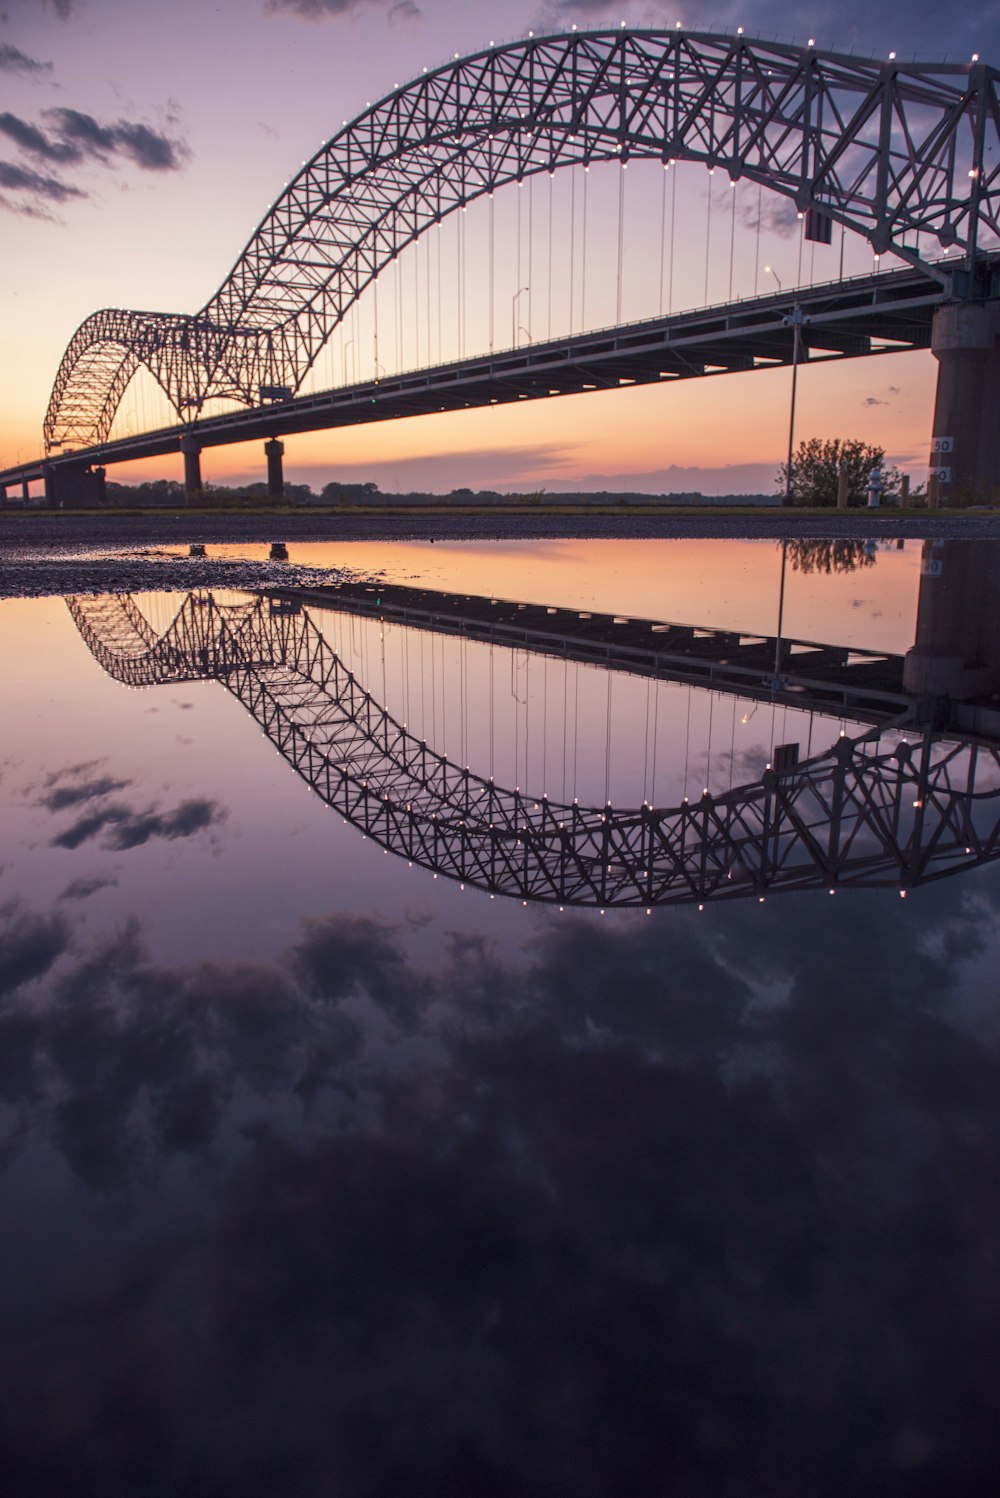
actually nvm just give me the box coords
[68,591,1000,908]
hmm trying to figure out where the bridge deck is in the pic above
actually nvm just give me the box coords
[2,260,960,487]
[260,578,911,726]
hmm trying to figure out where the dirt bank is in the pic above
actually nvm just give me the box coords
[3,507,998,599]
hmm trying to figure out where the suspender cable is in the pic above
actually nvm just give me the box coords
[728,179,737,301]
[582,163,589,329]
[651,679,660,806]
[605,671,613,806]
[528,172,534,341]
[562,655,568,802]
[542,654,548,795]
[569,166,576,334]
[706,690,715,794]
[704,169,714,305]
[659,165,668,316]
[373,275,380,379]
[755,181,762,295]
[643,674,652,804]
[728,696,737,791]
[413,232,420,370]
[669,163,677,313]
[615,162,624,325]
[547,172,554,340]
[489,194,495,351]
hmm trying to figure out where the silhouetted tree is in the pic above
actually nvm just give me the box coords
[777,437,901,506]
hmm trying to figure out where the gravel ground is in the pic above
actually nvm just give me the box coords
[3,508,999,598]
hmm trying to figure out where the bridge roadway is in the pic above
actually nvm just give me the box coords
[263,576,914,728]
[0,259,962,492]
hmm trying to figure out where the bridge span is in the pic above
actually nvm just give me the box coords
[0,263,953,506]
[7,28,1000,507]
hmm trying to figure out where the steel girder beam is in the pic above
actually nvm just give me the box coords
[43,29,1000,450]
[66,592,1000,906]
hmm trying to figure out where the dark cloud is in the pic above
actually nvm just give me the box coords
[0,110,73,161]
[266,0,381,17]
[36,774,132,812]
[43,107,188,171]
[0,41,51,73]
[545,2,998,59]
[0,901,68,998]
[0,156,82,201]
[864,395,888,406]
[388,0,421,23]
[0,105,188,216]
[266,0,424,23]
[51,797,226,851]
[59,875,118,902]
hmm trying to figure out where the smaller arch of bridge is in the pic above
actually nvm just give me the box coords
[44,29,1000,450]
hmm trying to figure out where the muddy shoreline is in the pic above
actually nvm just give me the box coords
[3,508,996,598]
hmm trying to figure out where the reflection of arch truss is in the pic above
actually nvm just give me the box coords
[46,30,1000,448]
[68,592,1000,907]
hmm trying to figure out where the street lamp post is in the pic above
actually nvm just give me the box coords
[512,286,530,347]
[766,266,804,509]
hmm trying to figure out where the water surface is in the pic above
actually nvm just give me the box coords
[1,535,998,1496]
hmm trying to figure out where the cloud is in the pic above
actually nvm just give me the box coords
[36,774,132,812]
[863,395,887,406]
[266,0,423,22]
[43,107,189,171]
[0,156,82,201]
[51,797,226,851]
[59,875,118,902]
[0,42,52,74]
[266,0,382,17]
[388,0,421,23]
[0,901,68,998]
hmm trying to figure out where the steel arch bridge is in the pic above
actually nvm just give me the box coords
[67,591,1000,908]
[45,29,1000,451]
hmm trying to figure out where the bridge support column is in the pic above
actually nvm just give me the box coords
[21,478,29,503]
[929,303,1000,505]
[265,438,285,500]
[180,435,202,502]
[41,462,58,508]
[903,540,1000,699]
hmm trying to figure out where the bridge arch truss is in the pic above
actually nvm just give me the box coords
[45,29,1000,450]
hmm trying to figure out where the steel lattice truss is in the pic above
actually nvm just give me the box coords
[67,591,1000,907]
[44,29,1000,449]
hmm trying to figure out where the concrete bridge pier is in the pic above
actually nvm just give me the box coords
[903,539,1000,700]
[40,463,108,509]
[929,303,1000,505]
[180,435,202,502]
[265,438,285,500]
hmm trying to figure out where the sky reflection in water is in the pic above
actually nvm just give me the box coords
[1,538,998,1497]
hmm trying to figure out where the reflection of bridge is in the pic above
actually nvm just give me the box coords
[67,590,1000,907]
[6,29,1000,504]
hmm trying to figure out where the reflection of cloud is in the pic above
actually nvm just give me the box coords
[1,880,1000,1491]
[51,797,226,851]
[59,875,118,902]
[0,901,68,999]
[0,43,52,75]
